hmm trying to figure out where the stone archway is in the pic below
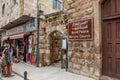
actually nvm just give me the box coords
[49,31,62,65]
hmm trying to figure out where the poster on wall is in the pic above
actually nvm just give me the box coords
[62,37,68,50]
[68,18,94,40]
[26,19,37,32]
[29,35,33,45]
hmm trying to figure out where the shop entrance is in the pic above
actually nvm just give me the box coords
[49,31,62,67]
[102,0,120,77]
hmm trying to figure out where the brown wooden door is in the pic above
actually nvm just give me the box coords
[50,31,62,64]
[102,0,120,77]
[102,19,120,77]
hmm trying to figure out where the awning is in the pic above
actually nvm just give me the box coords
[1,36,8,41]
[1,34,24,41]
[10,34,24,39]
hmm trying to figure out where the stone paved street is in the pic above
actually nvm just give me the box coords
[2,62,95,80]
[2,73,23,80]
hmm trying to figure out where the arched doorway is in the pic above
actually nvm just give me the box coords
[49,31,62,67]
[101,0,120,77]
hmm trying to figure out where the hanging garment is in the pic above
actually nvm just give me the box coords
[30,54,36,64]
[34,45,37,55]
[29,35,32,45]
[10,48,13,65]
[28,45,32,54]
[27,53,30,61]
[25,45,27,54]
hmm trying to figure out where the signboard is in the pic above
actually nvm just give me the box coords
[68,18,93,40]
[26,19,37,32]
[6,25,25,36]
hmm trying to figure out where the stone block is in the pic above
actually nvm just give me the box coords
[71,68,80,75]
[68,9,75,14]
[73,63,80,70]
[100,76,119,80]
[78,59,85,65]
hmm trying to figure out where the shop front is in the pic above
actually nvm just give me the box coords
[1,21,37,65]
[5,25,25,63]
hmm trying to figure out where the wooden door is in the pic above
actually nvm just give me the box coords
[102,0,120,77]
[102,19,120,77]
[50,31,62,63]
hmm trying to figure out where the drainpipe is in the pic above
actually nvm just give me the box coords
[36,0,40,67]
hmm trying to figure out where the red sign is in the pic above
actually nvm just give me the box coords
[68,18,93,40]
[10,34,24,39]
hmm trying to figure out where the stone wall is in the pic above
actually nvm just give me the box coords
[39,13,66,66]
[23,0,37,17]
[67,0,101,79]
[0,0,64,28]
[100,76,120,80]
[0,0,24,27]
[0,0,65,67]
[38,0,103,79]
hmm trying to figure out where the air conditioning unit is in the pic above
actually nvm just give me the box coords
[39,3,46,13]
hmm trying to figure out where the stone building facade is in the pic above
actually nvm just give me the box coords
[39,0,120,80]
[67,0,101,79]
[0,0,64,66]
[64,0,120,80]
[0,0,63,28]
[0,0,37,28]
[37,0,101,80]
[0,0,120,80]
[0,0,66,69]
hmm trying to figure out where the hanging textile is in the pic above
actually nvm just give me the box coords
[28,35,33,54]
[30,54,36,64]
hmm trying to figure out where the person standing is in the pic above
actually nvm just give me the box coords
[2,38,12,77]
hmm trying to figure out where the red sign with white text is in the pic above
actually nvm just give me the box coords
[68,18,93,40]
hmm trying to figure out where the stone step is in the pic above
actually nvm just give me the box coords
[100,76,119,80]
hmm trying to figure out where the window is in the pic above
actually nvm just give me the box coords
[57,1,62,10]
[13,0,17,4]
[53,0,62,10]
[53,0,57,9]
[2,4,5,17]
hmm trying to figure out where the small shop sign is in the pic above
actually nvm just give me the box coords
[6,26,25,36]
[68,18,94,40]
